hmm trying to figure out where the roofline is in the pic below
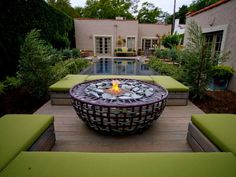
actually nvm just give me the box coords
[75,18,138,22]
[187,0,230,17]
[75,18,171,25]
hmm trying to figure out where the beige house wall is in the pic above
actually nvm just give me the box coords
[74,19,139,56]
[184,0,236,92]
[138,24,171,49]
[74,19,171,55]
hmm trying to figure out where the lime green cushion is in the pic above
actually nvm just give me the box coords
[86,75,154,83]
[151,76,189,92]
[49,74,89,91]
[1,152,236,177]
[0,114,53,171]
[192,114,236,155]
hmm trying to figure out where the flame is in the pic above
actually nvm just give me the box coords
[110,80,121,94]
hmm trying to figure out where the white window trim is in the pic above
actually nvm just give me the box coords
[125,35,137,50]
[202,24,228,52]
[141,36,159,50]
[93,35,113,56]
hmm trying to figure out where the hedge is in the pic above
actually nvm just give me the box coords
[0,0,74,80]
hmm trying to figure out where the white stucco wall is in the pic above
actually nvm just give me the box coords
[184,0,236,92]
[138,24,171,49]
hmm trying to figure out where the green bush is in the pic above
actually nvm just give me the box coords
[17,29,89,98]
[52,58,89,81]
[161,33,182,49]
[182,21,228,99]
[149,57,184,82]
[3,76,21,90]
[154,48,169,59]
[0,0,74,80]
[0,82,5,95]
[17,29,54,98]
[211,65,235,79]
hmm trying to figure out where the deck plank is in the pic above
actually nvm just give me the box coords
[35,101,203,152]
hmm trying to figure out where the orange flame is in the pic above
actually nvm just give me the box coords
[110,80,121,94]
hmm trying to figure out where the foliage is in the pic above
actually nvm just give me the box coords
[154,48,181,62]
[52,59,89,81]
[161,33,182,49]
[3,77,21,90]
[149,57,184,82]
[80,0,135,19]
[188,0,219,12]
[47,0,79,18]
[166,5,188,24]
[137,2,161,23]
[17,30,54,98]
[211,65,235,79]
[17,29,89,98]
[182,21,220,99]
[0,0,74,80]
[0,82,5,95]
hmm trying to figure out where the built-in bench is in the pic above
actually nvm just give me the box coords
[49,74,89,105]
[0,114,55,172]
[1,152,236,177]
[49,74,189,106]
[151,76,189,106]
[187,114,236,154]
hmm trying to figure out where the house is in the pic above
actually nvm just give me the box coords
[184,0,236,92]
[74,18,171,57]
[174,19,185,35]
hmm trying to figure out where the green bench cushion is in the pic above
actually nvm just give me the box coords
[86,75,154,83]
[0,114,53,171]
[151,76,189,92]
[1,152,236,177]
[192,114,236,155]
[49,74,89,91]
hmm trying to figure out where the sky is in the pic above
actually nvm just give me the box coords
[70,0,193,14]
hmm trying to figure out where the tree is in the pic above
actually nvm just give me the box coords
[80,0,135,19]
[137,2,161,23]
[182,21,218,99]
[188,0,219,12]
[166,5,188,24]
[47,0,79,18]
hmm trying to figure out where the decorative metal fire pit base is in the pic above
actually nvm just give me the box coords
[70,78,168,135]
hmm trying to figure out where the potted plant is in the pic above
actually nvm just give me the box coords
[210,65,235,90]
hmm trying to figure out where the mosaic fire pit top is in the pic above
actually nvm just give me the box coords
[70,78,168,107]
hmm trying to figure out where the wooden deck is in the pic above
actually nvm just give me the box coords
[35,101,203,152]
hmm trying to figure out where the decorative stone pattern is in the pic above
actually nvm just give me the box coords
[70,78,168,135]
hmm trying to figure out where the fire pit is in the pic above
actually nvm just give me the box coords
[70,78,168,135]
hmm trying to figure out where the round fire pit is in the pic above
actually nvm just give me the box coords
[70,78,168,135]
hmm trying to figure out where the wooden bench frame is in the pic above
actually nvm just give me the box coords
[28,123,56,151]
[187,123,220,152]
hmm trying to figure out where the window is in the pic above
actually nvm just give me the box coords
[95,37,112,55]
[204,31,223,57]
[127,37,135,49]
[142,38,159,50]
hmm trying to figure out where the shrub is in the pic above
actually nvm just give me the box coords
[154,48,169,59]
[51,58,89,81]
[3,76,21,90]
[0,0,74,80]
[149,57,184,82]
[72,48,81,58]
[182,21,228,99]
[17,29,53,98]
[211,65,235,79]
[161,33,182,49]
[0,82,5,95]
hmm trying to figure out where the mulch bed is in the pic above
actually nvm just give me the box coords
[192,91,236,114]
[0,88,48,117]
